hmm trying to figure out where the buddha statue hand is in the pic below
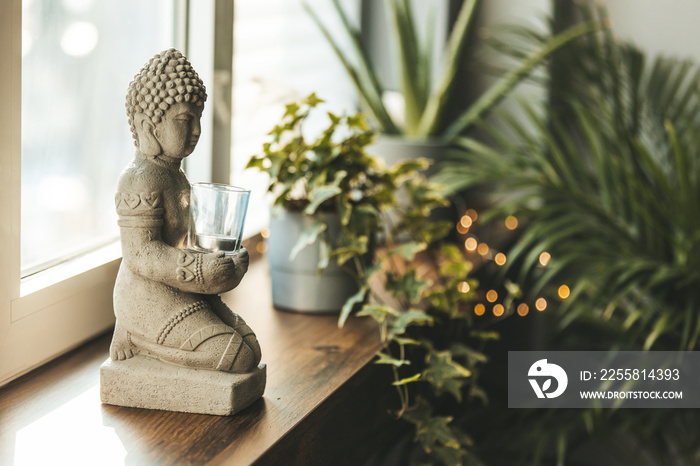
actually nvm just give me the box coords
[196,248,249,295]
[176,248,249,295]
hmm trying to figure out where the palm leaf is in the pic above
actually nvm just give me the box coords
[443,30,700,353]
[442,21,603,140]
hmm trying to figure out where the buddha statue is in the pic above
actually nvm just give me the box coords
[109,48,261,375]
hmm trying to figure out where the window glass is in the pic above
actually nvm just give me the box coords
[21,0,175,276]
[232,0,358,236]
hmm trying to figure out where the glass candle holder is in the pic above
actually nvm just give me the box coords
[188,182,250,255]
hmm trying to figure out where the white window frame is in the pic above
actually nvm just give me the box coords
[0,0,231,386]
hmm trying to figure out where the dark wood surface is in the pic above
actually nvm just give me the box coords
[0,259,400,465]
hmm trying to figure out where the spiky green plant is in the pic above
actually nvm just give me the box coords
[438,24,700,353]
[436,5,700,464]
[303,0,600,140]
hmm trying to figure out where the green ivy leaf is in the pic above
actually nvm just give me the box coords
[388,158,431,178]
[449,343,488,365]
[438,246,473,278]
[433,445,467,466]
[338,285,367,328]
[318,237,331,272]
[350,204,380,232]
[419,220,453,244]
[289,219,326,260]
[304,92,324,107]
[283,102,300,118]
[245,155,265,169]
[386,241,428,261]
[331,235,369,266]
[337,195,352,226]
[439,243,463,261]
[394,337,421,346]
[439,260,472,279]
[326,111,341,125]
[391,309,434,336]
[393,373,422,385]
[437,379,466,402]
[357,304,400,324]
[386,270,430,304]
[415,416,460,452]
[469,330,500,341]
[304,186,342,215]
[423,351,472,401]
[403,397,433,425]
[469,386,489,405]
[424,290,450,312]
[375,352,411,367]
[346,113,370,130]
[364,261,383,280]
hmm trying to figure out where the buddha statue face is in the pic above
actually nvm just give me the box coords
[152,102,203,159]
[125,48,207,160]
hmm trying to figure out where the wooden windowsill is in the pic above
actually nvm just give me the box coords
[0,259,401,465]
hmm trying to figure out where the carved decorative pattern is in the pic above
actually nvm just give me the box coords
[177,250,195,266]
[115,191,163,212]
[176,267,195,282]
[216,333,244,371]
[157,301,208,344]
[175,251,202,284]
[179,324,234,351]
[195,253,203,285]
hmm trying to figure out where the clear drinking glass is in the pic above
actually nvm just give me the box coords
[188,183,251,255]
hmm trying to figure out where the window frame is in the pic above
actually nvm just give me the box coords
[0,0,232,387]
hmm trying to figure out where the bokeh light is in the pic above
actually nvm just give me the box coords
[486,290,498,302]
[558,285,570,299]
[494,252,506,266]
[535,298,547,311]
[517,303,529,316]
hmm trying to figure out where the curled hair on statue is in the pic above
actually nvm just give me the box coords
[125,48,207,147]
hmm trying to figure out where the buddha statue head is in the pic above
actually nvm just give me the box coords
[125,48,208,160]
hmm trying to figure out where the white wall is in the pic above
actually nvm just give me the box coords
[605,0,700,62]
[480,0,550,28]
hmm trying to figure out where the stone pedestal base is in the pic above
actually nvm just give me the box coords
[100,355,266,416]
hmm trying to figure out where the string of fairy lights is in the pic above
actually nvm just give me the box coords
[456,209,571,318]
[258,208,571,319]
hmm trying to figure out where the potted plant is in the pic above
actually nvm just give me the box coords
[250,94,501,462]
[246,93,429,312]
[303,0,599,167]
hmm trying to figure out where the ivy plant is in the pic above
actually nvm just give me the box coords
[247,93,427,268]
[248,95,496,464]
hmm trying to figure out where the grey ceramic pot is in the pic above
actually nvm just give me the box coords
[267,209,359,313]
[367,134,447,175]
[368,135,453,227]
